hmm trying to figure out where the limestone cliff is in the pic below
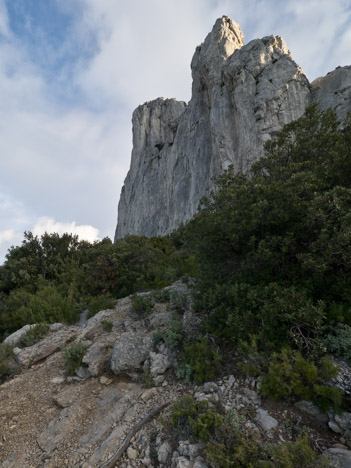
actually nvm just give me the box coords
[115,16,351,239]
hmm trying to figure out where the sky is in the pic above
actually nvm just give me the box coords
[0,0,350,262]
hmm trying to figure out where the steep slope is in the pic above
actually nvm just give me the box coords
[115,16,351,239]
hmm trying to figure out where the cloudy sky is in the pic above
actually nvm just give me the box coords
[0,0,350,261]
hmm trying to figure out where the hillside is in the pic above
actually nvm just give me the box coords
[1,15,351,468]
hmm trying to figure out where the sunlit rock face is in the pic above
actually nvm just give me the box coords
[115,16,350,239]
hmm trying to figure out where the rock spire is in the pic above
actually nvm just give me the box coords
[115,16,351,239]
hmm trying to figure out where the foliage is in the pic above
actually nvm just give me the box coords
[205,422,263,467]
[0,343,17,383]
[101,320,113,332]
[143,367,155,388]
[86,294,116,319]
[130,294,154,318]
[150,288,171,303]
[268,435,329,467]
[174,361,193,383]
[180,105,351,356]
[260,349,341,411]
[169,290,188,314]
[63,340,88,375]
[153,319,184,349]
[0,232,193,338]
[20,323,50,347]
[168,398,326,467]
[324,323,351,362]
[168,395,222,442]
[181,338,221,384]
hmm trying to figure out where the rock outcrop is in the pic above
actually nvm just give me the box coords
[2,281,351,467]
[115,16,351,239]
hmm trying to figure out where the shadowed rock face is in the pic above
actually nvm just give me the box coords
[115,16,351,240]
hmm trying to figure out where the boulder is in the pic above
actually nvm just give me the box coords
[110,331,153,377]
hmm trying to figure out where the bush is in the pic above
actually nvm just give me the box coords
[153,319,184,349]
[86,294,116,319]
[130,294,154,318]
[269,435,329,467]
[324,323,351,362]
[101,320,113,332]
[150,288,171,303]
[20,323,50,347]
[181,106,351,355]
[181,338,221,384]
[143,367,155,388]
[260,349,341,411]
[205,423,262,467]
[169,290,188,313]
[63,341,88,375]
[168,395,222,442]
[0,343,16,382]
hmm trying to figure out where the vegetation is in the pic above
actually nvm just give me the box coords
[167,396,327,467]
[0,343,17,383]
[180,104,351,355]
[1,105,351,415]
[181,337,221,384]
[130,294,154,318]
[0,234,193,340]
[20,323,50,347]
[101,320,113,332]
[63,341,88,375]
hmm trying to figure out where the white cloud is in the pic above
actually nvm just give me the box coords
[32,216,100,242]
[0,0,350,264]
[0,229,20,245]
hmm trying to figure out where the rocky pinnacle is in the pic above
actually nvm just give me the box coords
[115,16,351,240]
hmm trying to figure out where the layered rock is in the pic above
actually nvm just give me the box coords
[115,16,351,239]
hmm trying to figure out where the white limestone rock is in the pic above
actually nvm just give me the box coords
[312,66,351,121]
[110,331,153,376]
[3,324,35,346]
[115,16,351,240]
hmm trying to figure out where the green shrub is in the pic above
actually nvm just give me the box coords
[326,303,351,325]
[181,338,221,384]
[205,424,262,467]
[180,106,351,355]
[101,320,113,332]
[20,323,50,347]
[324,323,351,362]
[0,343,15,382]
[168,395,222,442]
[169,290,188,313]
[150,289,171,303]
[86,294,116,318]
[130,294,154,318]
[174,362,193,383]
[260,349,341,411]
[269,435,329,467]
[143,367,155,388]
[63,341,88,375]
[153,319,184,349]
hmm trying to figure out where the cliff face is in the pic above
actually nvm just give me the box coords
[115,16,351,240]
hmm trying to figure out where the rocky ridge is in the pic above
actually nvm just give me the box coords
[1,282,351,467]
[115,16,351,239]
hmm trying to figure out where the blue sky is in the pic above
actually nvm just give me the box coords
[0,0,350,261]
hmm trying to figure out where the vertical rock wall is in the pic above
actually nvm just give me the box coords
[115,16,351,240]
